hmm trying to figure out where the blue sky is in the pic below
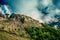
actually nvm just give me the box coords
[0,0,60,27]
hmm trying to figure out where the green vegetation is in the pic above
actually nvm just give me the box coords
[25,24,60,40]
[0,14,60,40]
[5,14,9,19]
[0,30,30,40]
[20,17,25,23]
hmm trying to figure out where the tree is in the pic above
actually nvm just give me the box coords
[25,26,60,40]
[20,17,25,23]
[5,13,9,18]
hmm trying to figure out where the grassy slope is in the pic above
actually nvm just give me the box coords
[0,14,41,39]
[0,14,60,40]
[25,24,60,40]
[0,31,30,40]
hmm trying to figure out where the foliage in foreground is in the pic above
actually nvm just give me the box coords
[25,24,60,40]
[0,31,30,40]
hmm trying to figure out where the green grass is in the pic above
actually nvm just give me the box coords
[0,31,30,40]
[0,14,60,40]
[25,25,60,40]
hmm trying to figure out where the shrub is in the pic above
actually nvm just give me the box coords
[20,17,25,23]
[25,26,60,40]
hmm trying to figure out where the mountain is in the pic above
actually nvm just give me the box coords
[0,14,60,40]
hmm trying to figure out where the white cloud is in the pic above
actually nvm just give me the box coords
[3,0,60,24]
[0,7,2,13]
[14,0,43,22]
[3,5,11,14]
[0,5,12,17]
[55,9,60,13]
[39,0,52,7]
[0,7,5,14]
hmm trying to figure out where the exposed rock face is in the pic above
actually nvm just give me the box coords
[0,14,42,37]
[0,14,60,40]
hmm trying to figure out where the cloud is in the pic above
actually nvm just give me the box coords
[37,0,60,24]
[52,0,60,9]
[0,7,2,13]
[0,5,5,14]
[4,0,44,22]
[3,5,11,14]
[0,5,12,17]
[0,0,60,26]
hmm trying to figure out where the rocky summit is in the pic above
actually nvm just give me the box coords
[0,14,60,40]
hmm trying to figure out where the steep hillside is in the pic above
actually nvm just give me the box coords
[0,14,60,40]
[0,30,30,40]
[25,24,60,40]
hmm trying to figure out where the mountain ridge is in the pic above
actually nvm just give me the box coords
[0,14,60,40]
